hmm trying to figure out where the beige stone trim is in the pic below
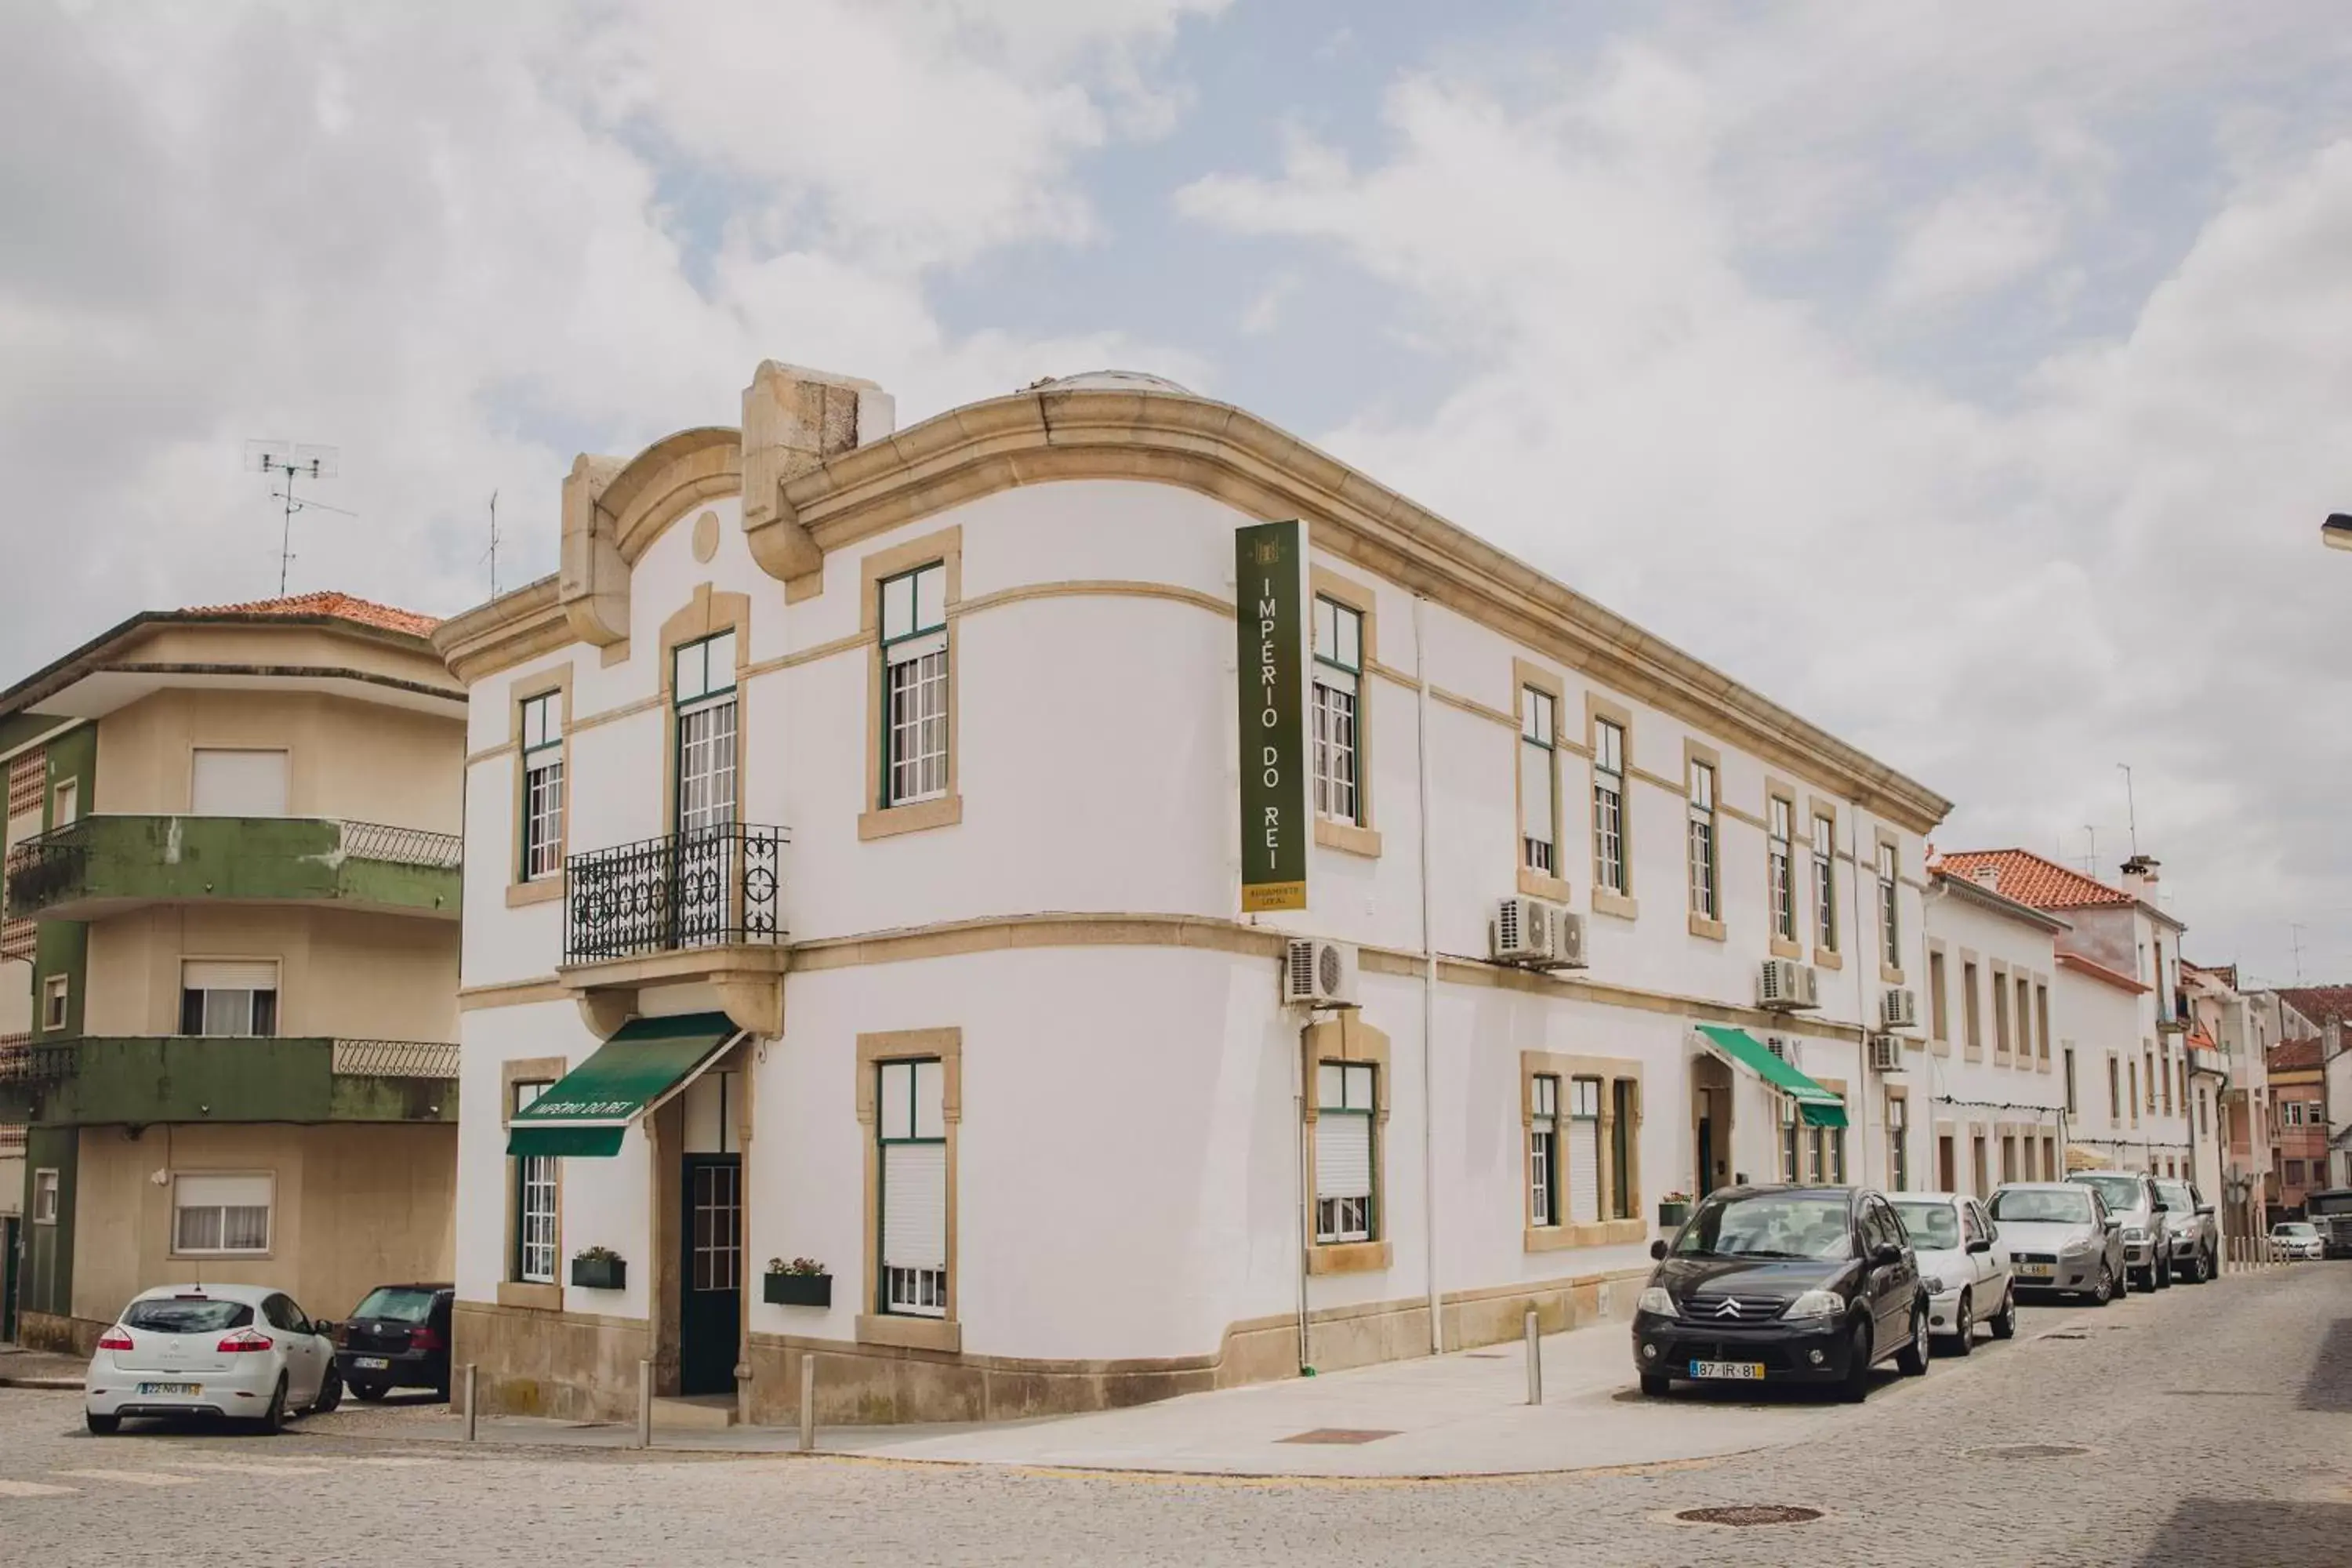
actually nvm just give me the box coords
[956,579,1233,621]
[861,525,964,838]
[567,693,663,737]
[1592,889,1639,923]
[856,1027,962,1347]
[502,1054,570,1312]
[437,575,570,684]
[1769,936,1803,960]
[1308,562,1378,837]
[1521,1051,1642,1250]
[496,1281,564,1312]
[1815,947,1843,971]
[1806,795,1842,962]
[557,946,789,1040]
[1688,913,1727,942]
[468,741,517,766]
[658,582,753,842]
[1425,681,1513,729]
[600,639,631,668]
[1628,765,1682,795]
[1519,868,1574,903]
[460,978,573,1011]
[1314,818,1382,858]
[1763,777,1799,956]
[1584,692,1634,903]
[510,664,572,899]
[1512,659,1566,895]
[1880,962,1906,985]
[1306,1241,1393,1276]
[506,879,564,909]
[1302,1014,1392,1267]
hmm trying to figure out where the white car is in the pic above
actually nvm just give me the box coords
[1889,1192,2016,1354]
[85,1283,342,1435]
[2270,1221,2325,1261]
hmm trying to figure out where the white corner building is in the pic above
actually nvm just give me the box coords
[434,362,1951,1424]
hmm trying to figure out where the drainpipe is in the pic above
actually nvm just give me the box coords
[1848,804,1873,1185]
[1295,1022,1311,1374]
[1414,595,1443,1357]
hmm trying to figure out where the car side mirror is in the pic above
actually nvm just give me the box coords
[1650,1240,1669,1261]
[2103,1217,2122,1232]
[2196,1204,2216,1217]
[1966,1238,1991,1254]
[1872,1241,1904,1265]
[2151,1202,2168,1214]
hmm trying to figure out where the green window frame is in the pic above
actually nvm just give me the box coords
[520,691,565,881]
[879,564,949,808]
[1315,1061,1376,1242]
[877,1058,948,1316]
[1529,1074,1559,1227]
[1311,597,1363,826]
[1519,688,1557,875]
[512,1080,557,1285]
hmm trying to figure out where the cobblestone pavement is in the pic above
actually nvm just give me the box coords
[2,1264,2344,1566]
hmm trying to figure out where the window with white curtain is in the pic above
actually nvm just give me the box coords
[1567,1077,1602,1225]
[173,1173,272,1255]
[1519,688,1556,875]
[880,564,949,807]
[1529,1075,1558,1227]
[1311,597,1363,826]
[1315,1062,1376,1243]
[180,960,279,1037]
[879,1058,948,1316]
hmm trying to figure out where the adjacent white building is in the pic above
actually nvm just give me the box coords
[433,362,1951,1425]
[1918,863,2070,1198]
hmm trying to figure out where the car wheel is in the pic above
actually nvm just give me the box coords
[1639,1373,1671,1398]
[2091,1261,2114,1306]
[1897,1303,1931,1377]
[1838,1319,1873,1403]
[85,1411,121,1436]
[310,1362,343,1415]
[352,1380,388,1402]
[2194,1247,2213,1283]
[2154,1255,2172,1290]
[253,1374,289,1436]
[1945,1292,1974,1356]
[1989,1287,2018,1340]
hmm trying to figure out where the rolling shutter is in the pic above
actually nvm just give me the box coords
[182,960,279,993]
[1520,743,1555,850]
[191,750,289,817]
[1569,1118,1602,1225]
[882,1142,946,1272]
[1316,1114,1373,1202]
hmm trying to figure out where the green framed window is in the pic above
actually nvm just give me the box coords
[1686,760,1717,919]
[1592,719,1627,894]
[1767,797,1795,940]
[880,564,949,807]
[1877,841,1900,967]
[877,1058,947,1316]
[1315,1061,1376,1242]
[1812,811,1838,950]
[513,1080,557,1284]
[1311,597,1363,825]
[673,632,738,833]
[1529,1074,1559,1227]
[1520,688,1557,875]
[520,691,565,880]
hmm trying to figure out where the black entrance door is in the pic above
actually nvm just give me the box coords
[1697,1112,1716,1198]
[680,1156,742,1396]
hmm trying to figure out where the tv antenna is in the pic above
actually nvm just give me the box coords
[2116,763,2140,858]
[481,490,502,597]
[245,440,350,595]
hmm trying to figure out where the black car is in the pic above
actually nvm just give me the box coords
[1632,1185,1929,1402]
[334,1283,454,1401]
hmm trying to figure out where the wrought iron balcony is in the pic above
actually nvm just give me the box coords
[564,823,787,965]
[2,815,462,922]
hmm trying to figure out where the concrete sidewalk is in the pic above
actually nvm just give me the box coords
[0,1345,85,1389]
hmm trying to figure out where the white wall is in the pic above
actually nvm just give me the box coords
[1919,883,2067,1198]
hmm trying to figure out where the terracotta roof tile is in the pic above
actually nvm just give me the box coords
[179,591,440,639]
[1933,849,2137,910]
[2276,985,2352,1029]
[2268,1038,2322,1073]
[2056,951,2149,994]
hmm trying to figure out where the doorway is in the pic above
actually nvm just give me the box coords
[678,1155,742,1396]
[1690,1055,1734,1196]
[1937,1134,1957,1192]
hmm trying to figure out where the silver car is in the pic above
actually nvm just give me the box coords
[1987,1182,2125,1305]
[2154,1178,2217,1283]
[2070,1171,2170,1290]
[1889,1192,2017,1352]
[2270,1221,2325,1261]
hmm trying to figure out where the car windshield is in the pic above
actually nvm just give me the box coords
[2075,1175,2144,1212]
[122,1297,254,1334]
[2155,1182,2195,1213]
[2275,1223,2318,1238]
[1674,1192,1854,1259]
[1989,1188,2092,1224]
[1889,1201,1961,1249]
[351,1287,440,1324]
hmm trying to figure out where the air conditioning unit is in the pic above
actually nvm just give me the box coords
[1757,958,1820,1011]
[1869,1034,1905,1073]
[1549,909,1589,971]
[1881,987,1921,1032]
[1765,1036,1790,1062]
[1490,896,1557,967]
[1282,938,1359,1010]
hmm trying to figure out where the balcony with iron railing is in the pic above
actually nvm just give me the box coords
[559,823,790,1038]
[0,1033,459,1126]
[2,815,462,923]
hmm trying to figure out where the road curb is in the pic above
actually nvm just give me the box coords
[0,1377,83,1391]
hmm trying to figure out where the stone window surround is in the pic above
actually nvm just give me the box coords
[41,971,68,1033]
[1764,776,1802,960]
[1806,794,1842,971]
[1584,692,1637,921]
[1960,949,1984,1061]
[1520,1050,1645,1251]
[855,1027,963,1352]
[859,528,964,841]
[498,1054,570,1313]
[167,1168,277,1261]
[1301,1014,1392,1275]
[661,583,753,840]
[1682,738,1725,942]
[1512,658,1571,902]
[1874,825,1906,985]
[1308,564,1382,859]
[1991,958,2013,1064]
[1884,1083,1910,1192]
[506,666,573,909]
[1807,1074,1849,1185]
[1926,941,1951,1057]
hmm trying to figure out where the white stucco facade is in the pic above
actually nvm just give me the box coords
[436,365,1950,1422]
[1917,871,2071,1199]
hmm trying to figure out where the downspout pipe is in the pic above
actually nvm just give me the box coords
[1414,595,1443,1357]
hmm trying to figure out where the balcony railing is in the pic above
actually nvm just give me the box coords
[336,822,465,869]
[564,823,787,965]
[0,1036,72,1083]
[5,825,85,911]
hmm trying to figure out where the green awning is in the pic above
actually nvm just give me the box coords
[506,1012,742,1158]
[1693,1024,1847,1129]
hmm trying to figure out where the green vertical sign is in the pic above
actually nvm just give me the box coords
[1237,520,1308,913]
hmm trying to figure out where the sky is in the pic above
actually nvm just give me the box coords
[4,1,2350,988]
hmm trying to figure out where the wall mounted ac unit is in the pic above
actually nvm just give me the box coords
[1757,958,1820,1011]
[1283,938,1359,1010]
[1490,896,1555,967]
[1550,909,1589,971]
[1881,988,1920,1032]
[1868,1034,1905,1073]
[1766,1036,1789,1062]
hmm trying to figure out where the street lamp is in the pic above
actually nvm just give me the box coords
[2325,514,2352,551]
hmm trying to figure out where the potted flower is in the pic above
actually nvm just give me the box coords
[570,1245,626,1290]
[762,1257,832,1307]
[1657,1191,1693,1230]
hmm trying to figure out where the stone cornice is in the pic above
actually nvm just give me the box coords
[1929,870,2073,935]
[431,573,568,685]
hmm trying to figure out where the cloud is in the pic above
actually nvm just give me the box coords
[1881,185,2064,310]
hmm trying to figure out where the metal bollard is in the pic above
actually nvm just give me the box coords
[637,1359,652,1450]
[1524,1308,1543,1406]
[799,1354,817,1452]
[463,1363,478,1442]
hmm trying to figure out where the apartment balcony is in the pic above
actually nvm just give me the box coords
[558,823,790,1040]
[0,1034,459,1127]
[2,815,462,923]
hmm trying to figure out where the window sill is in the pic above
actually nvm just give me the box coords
[506,878,564,909]
[859,794,963,841]
[1995,1051,2013,1068]
[1315,818,1383,858]
[1813,948,1843,972]
[1880,963,1907,986]
[855,1313,962,1353]
[497,1280,563,1312]
[1591,889,1639,922]
[1930,1038,1951,1058]
[2036,1058,2052,1074]
[1306,1240,1392,1276]
[1517,868,1573,903]
[1964,1047,1984,1064]
[1769,936,1803,960]
[1523,1218,1646,1254]
[1686,913,1726,942]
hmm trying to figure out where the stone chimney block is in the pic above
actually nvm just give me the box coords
[741,361,891,592]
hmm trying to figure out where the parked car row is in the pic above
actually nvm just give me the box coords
[83,1281,454,1436]
[1630,1169,2226,1402]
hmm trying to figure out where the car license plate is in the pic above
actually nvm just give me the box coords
[2015,1263,2053,1279]
[1690,1360,1763,1381]
[136,1382,201,1396]
[354,1357,390,1370]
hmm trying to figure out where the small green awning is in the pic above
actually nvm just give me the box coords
[506,1012,742,1159]
[1693,1024,1848,1129]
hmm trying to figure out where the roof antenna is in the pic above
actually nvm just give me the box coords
[2117,764,2139,859]
[2082,824,2096,876]
[245,440,350,595]
[482,489,502,597]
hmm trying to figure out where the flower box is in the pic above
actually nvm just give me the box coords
[570,1254,626,1290]
[763,1271,833,1308]
[1656,1200,1690,1230]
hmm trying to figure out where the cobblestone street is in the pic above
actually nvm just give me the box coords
[2,1265,2344,1567]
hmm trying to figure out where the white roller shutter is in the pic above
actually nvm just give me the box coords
[1569,1118,1602,1225]
[191,750,289,817]
[1519,744,1555,850]
[1316,1115,1373,1201]
[881,1143,946,1271]
[182,960,279,993]
[174,1173,270,1210]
